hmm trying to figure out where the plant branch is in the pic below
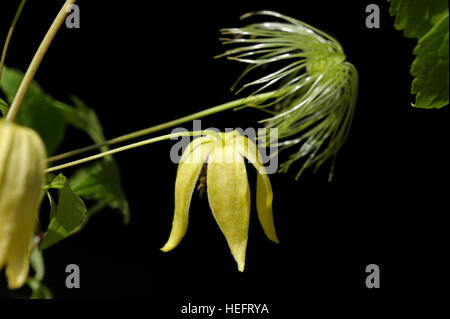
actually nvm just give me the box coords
[5,0,77,122]
[45,131,206,173]
[47,89,284,163]
[0,0,27,82]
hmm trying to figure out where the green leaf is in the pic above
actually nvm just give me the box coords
[411,11,449,108]
[0,66,66,155]
[53,96,105,144]
[70,158,130,223]
[388,0,449,38]
[27,248,52,299]
[29,248,45,282]
[27,278,52,299]
[1,67,130,222]
[43,173,67,190]
[0,97,8,117]
[52,96,130,223]
[40,175,87,250]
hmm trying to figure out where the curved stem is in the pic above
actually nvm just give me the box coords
[6,0,77,122]
[45,130,206,173]
[0,0,27,81]
[47,90,283,163]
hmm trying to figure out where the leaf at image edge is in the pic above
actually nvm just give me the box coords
[388,0,449,39]
[411,11,449,108]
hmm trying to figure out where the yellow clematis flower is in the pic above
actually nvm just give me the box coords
[0,120,46,289]
[161,130,279,271]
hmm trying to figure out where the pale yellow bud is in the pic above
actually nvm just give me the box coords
[0,120,46,289]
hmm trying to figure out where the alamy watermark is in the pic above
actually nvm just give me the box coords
[65,264,80,289]
[65,4,80,29]
[365,264,380,288]
[365,4,380,29]
[169,120,279,174]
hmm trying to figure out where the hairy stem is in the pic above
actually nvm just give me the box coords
[6,0,77,122]
[0,0,27,81]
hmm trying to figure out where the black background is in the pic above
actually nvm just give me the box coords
[0,0,448,314]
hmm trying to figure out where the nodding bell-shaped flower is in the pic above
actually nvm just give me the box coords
[0,120,46,289]
[161,130,279,271]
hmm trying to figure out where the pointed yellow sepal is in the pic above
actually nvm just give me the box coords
[161,136,213,252]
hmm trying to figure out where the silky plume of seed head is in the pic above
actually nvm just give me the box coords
[218,11,358,180]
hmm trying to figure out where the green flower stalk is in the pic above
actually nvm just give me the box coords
[218,11,359,180]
